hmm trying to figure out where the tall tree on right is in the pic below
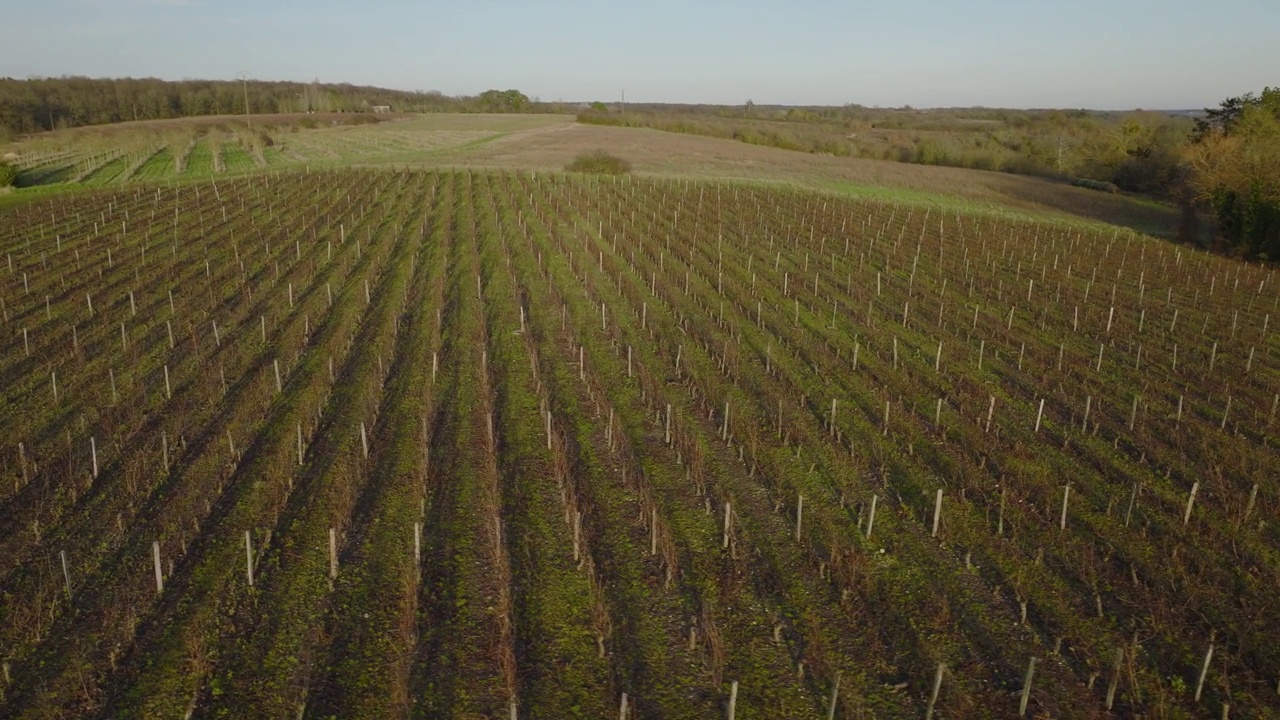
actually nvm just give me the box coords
[1187,87,1280,258]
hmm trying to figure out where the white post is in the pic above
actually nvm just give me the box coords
[153,540,164,593]
[546,411,553,451]
[60,550,73,601]
[1019,657,1037,716]
[414,522,422,568]
[164,364,172,399]
[297,423,304,465]
[866,495,877,539]
[1195,637,1215,702]
[723,502,732,549]
[796,494,803,540]
[245,530,254,586]
[274,359,283,393]
[722,401,730,442]
[827,671,841,720]
[932,489,943,537]
[650,504,660,556]
[1034,399,1045,433]
[1184,481,1199,525]
[1060,485,1070,530]
[360,421,369,459]
[727,680,738,720]
[90,436,99,478]
[925,663,945,719]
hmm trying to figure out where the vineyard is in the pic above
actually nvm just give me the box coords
[0,168,1277,719]
[3,115,555,189]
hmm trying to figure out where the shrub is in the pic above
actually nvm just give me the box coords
[0,160,17,188]
[1070,177,1121,193]
[565,150,631,175]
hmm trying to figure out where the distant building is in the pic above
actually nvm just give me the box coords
[371,105,392,114]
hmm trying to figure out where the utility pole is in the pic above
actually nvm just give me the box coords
[238,71,252,128]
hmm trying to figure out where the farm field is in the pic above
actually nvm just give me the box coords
[2,113,1181,239]
[0,167,1277,719]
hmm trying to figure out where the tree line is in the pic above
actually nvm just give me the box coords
[0,77,547,138]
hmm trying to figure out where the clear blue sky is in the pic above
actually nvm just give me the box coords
[2,0,1276,109]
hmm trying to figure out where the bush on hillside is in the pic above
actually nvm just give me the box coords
[565,150,631,175]
[0,160,17,188]
[1070,177,1121,193]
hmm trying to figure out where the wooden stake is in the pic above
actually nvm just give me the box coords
[827,671,841,720]
[998,488,1005,536]
[796,494,803,540]
[1035,399,1045,433]
[1184,481,1199,525]
[153,541,164,593]
[1243,483,1259,523]
[1195,636,1215,702]
[727,680,738,720]
[932,489,943,537]
[866,495,877,539]
[1019,657,1037,716]
[414,522,422,569]
[573,512,581,562]
[925,663,945,720]
[90,436,99,478]
[1060,484,1070,530]
[245,530,254,586]
[1106,648,1123,709]
[60,550,72,602]
[723,502,732,549]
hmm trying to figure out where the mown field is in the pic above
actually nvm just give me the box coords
[0,168,1276,719]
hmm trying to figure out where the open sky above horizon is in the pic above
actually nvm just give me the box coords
[1,0,1275,110]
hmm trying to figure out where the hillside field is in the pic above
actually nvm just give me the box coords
[0,150,1276,717]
